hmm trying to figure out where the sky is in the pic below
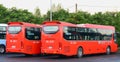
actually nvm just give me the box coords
[0,0,120,14]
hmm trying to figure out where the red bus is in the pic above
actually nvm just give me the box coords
[6,22,41,56]
[41,21,118,58]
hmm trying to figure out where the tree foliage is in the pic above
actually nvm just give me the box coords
[34,7,41,18]
[0,4,43,24]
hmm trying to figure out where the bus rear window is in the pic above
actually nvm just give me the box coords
[8,26,21,34]
[43,26,59,34]
[0,26,6,31]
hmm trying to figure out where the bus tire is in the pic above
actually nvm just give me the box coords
[24,54,33,57]
[106,47,111,55]
[0,45,5,54]
[59,55,66,58]
[76,47,83,58]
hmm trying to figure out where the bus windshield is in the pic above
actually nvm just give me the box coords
[8,26,21,34]
[43,26,59,34]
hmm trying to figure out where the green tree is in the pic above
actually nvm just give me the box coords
[0,4,9,23]
[8,7,34,23]
[52,4,62,12]
[45,9,69,21]
[34,7,41,18]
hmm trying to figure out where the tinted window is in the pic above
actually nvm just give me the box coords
[8,26,21,34]
[97,29,113,40]
[0,26,6,31]
[25,27,41,40]
[76,27,87,32]
[64,27,79,40]
[63,26,113,41]
[0,34,6,39]
[43,26,59,34]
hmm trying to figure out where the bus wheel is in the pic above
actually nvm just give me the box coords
[0,46,5,54]
[76,47,83,58]
[106,47,111,55]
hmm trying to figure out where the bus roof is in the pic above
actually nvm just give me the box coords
[43,21,115,30]
[8,22,41,27]
[0,24,7,26]
[77,24,115,30]
[42,20,76,26]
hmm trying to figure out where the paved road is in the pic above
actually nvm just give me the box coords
[0,52,120,62]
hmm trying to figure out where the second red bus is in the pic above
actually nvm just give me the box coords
[41,21,118,58]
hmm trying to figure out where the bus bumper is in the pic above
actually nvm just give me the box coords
[42,49,61,54]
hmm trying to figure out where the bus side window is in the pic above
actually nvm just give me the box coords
[79,35,82,40]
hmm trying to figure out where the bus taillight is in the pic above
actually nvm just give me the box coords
[21,41,24,49]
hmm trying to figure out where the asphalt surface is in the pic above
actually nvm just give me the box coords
[0,52,120,62]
